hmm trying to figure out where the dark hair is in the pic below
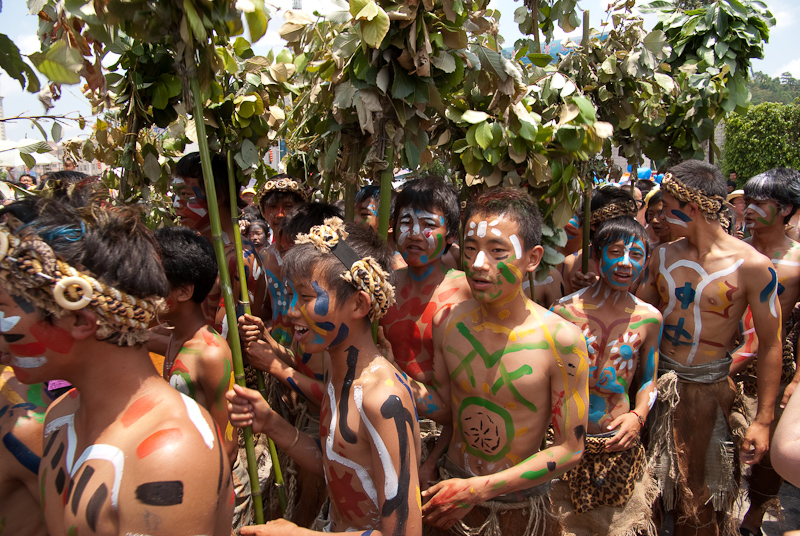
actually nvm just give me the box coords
[592,216,649,259]
[258,174,305,209]
[636,179,655,197]
[281,202,342,244]
[0,184,169,341]
[355,184,380,205]
[393,176,460,243]
[155,226,218,303]
[283,224,395,309]
[743,168,800,224]
[37,170,89,192]
[727,180,737,189]
[645,190,663,225]
[248,220,270,242]
[583,185,636,238]
[464,187,542,251]
[175,152,239,206]
[241,205,262,222]
[668,160,727,203]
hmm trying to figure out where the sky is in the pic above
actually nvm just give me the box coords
[1,0,798,145]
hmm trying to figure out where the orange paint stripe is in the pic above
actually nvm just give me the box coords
[136,428,182,459]
[122,396,158,428]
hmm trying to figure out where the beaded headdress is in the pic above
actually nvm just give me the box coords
[590,199,638,227]
[0,223,164,346]
[295,217,395,321]
[660,173,725,221]
[256,177,309,208]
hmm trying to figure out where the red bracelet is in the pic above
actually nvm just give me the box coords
[631,410,645,428]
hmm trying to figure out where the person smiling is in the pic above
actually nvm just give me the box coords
[227,219,422,536]
[551,216,662,536]
[0,184,234,535]
[414,188,589,535]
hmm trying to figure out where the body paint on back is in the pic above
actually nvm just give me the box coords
[379,395,415,536]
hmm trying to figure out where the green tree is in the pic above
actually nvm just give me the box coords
[722,100,800,179]
[747,70,800,104]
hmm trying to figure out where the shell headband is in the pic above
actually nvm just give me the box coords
[0,224,164,346]
[295,217,395,321]
[590,199,638,227]
[256,177,309,208]
[660,173,725,220]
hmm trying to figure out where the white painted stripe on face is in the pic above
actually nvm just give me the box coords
[181,393,215,450]
[510,234,522,260]
[10,356,47,369]
[747,203,768,219]
[491,228,502,236]
[665,216,687,228]
[473,251,486,268]
[477,221,488,238]
[0,312,20,332]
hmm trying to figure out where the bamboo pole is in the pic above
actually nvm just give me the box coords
[188,76,266,525]
[582,171,592,274]
[226,152,287,516]
[373,145,395,342]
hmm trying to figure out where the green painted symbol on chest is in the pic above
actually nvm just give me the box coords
[450,322,545,412]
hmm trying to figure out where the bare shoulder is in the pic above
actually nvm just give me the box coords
[632,294,662,320]
[356,359,416,419]
[184,326,232,363]
[530,303,584,345]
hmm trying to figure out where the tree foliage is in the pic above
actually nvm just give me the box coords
[722,101,800,180]
[747,71,800,105]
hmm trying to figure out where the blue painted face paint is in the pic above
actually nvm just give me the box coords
[330,323,350,347]
[665,209,691,228]
[311,280,330,316]
[599,237,646,289]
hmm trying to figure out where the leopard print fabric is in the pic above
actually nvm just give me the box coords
[564,435,645,513]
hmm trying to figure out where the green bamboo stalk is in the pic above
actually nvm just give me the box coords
[226,151,287,515]
[189,76,265,525]
[582,175,592,274]
[373,145,395,342]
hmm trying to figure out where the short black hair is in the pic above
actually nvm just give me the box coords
[636,179,655,197]
[583,185,637,238]
[175,152,239,206]
[37,170,89,192]
[282,202,343,244]
[743,168,800,224]
[155,226,218,303]
[248,220,270,242]
[393,176,460,243]
[283,224,394,309]
[668,160,727,202]
[464,187,542,251]
[592,216,649,259]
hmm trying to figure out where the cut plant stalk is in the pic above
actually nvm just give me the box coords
[373,145,394,342]
[188,75,274,525]
[227,151,288,515]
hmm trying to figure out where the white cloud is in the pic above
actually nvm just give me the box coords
[775,58,800,79]
[16,33,40,56]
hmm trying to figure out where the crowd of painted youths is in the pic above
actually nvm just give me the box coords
[2,154,800,536]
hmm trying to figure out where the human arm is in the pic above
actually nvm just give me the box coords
[421,323,589,529]
[635,246,663,307]
[410,307,452,425]
[606,317,660,451]
[744,262,783,464]
[419,425,452,490]
[771,387,800,487]
[730,307,757,376]
[245,338,324,406]
[226,384,324,476]
[239,313,295,366]
[195,340,239,465]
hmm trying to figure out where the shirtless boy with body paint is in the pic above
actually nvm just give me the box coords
[254,176,307,348]
[552,216,661,536]
[0,366,55,536]
[728,168,800,536]
[636,160,782,536]
[155,226,238,465]
[0,188,233,535]
[227,220,421,536]
[172,152,269,334]
[416,189,589,535]
[378,178,472,488]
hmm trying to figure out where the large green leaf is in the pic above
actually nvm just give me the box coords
[0,33,40,92]
[474,121,493,149]
[29,40,82,85]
